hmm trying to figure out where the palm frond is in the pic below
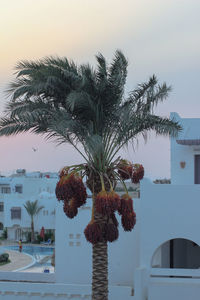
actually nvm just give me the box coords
[108,50,128,100]
[123,75,158,108]
[66,91,96,120]
[0,117,34,136]
[1,51,181,172]
[95,53,107,84]
[24,200,44,217]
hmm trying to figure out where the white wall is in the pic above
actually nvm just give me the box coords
[171,112,200,184]
[135,178,200,300]
[55,193,140,287]
[139,179,200,269]
[149,276,200,300]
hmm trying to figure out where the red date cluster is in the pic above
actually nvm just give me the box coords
[55,170,87,219]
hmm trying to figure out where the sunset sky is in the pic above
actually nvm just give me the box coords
[0,0,200,178]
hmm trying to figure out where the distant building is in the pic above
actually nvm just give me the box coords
[0,169,58,240]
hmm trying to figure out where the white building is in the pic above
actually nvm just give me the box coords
[0,112,199,300]
[55,112,200,300]
[0,169,58,240]
[134,112,200,300]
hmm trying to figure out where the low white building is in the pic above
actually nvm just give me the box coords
[54,112,200,300]
[134,112,200,300]
[0,169,58,241]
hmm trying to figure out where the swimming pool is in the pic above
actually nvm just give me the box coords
[3,245,54,257]
[2,245,55,272]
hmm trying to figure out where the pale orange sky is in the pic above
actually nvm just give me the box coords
[0,0,200,178]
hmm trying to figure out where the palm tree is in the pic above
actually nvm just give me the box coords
[24,200,44,243]
[0,51,181,299]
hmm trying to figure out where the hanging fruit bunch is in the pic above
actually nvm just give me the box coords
[84,172,121,244]
[55,158,143,244]
[117,159,133,180]
[131,164,144,184]
[56,166,87,219]
[117,159,144,183]
[118,194,136,231]
[84,158,140,244]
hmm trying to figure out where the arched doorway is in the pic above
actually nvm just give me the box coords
[151,238,200,269]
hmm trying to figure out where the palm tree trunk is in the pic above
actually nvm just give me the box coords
[92,203,108,300]
[92,241,108,300]
[31,217,34,243]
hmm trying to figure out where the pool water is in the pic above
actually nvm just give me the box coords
[3,245,54,257]
[0,245,54,272]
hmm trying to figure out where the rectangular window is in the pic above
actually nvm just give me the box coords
[195,155,200,183]
[15,185,23,193]
[1,186,11,194]
[43,210,48,216]
[0,202,4,212]
[11,207,21,219]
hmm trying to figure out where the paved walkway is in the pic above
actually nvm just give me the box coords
[0,250,33,271]
[21,264,54,273]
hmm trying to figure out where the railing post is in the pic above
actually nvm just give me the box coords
[134,268,148,300]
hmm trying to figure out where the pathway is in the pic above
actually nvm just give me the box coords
[0,250,33,271]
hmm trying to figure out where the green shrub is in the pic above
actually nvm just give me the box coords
[0,253,9,262]
[44,232,52,241]
[153,178,171,184]
[115,187,124,192]
[36,235,43,243]
[2,228,7,239]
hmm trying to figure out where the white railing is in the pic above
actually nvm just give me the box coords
[0,282,91,299]
[0,271,55,283]
[0,281,134,300]
[149,268,200,300]
[150,268,200,278]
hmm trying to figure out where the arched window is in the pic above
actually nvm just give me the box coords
[151,238,200,269]
[0,223,4,230]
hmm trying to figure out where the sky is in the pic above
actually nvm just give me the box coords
[0,0,200,179]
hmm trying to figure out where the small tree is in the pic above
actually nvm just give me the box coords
[24,200,44,243]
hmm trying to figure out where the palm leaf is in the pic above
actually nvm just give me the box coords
[0,50,181,169]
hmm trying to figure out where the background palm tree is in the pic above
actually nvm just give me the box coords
[24,200,44,243]
[0,50,181,299]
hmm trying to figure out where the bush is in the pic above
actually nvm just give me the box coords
[44,232,52,242]
[115,186,124,192]
[44,230,55,243]
[2,228,7,239]
[0,253,9,263]
[36,235,43,243]
[153,178,171,184]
